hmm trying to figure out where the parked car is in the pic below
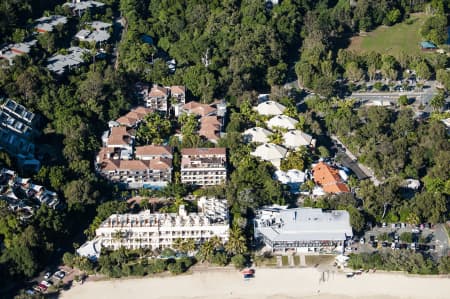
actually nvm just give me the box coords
[44,272,52,280]
[54,270,65,279]
[38,284,48,292]
[360,237,365,245]
[41,280,52,288]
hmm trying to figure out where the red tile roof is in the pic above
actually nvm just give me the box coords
[183,101,216,116]
[135,145,173,157]
[312,162,350,193]
[107,126,132,146]
[181,147,226,156]
[149,85,169,97]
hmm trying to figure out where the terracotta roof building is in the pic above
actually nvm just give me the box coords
[115,106,153,128]
[181,148,227,186]
[199,116,222,143]
[312,162,350,194]
[97,158,172,189]
[182,101,217,117]
[135,145,173,160]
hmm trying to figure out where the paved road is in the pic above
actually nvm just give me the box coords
[434,224,449,258]
[330,135,378,184]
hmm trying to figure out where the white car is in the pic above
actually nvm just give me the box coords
[360,238,365,245]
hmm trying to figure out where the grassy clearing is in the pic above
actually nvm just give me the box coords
[348,13,430,58]
[293,255,301,266]
[304,255,335,266]
[254,255,277,267]
[281,255,289,266]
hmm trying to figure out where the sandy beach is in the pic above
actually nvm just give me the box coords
[60,267,450,299]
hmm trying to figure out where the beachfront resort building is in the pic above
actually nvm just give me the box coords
[254,206,353,253]
[181,148,227,186]
[90,197,229,251]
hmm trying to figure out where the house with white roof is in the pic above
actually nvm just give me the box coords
[267,115,298,130]
[64,0,105,15]
[34,15,68,33]
[251,143,287,168]
[0,40,37,65]
[46,47,88,75]
[243,127,272,143]
[282,130,314,149]
[255,101,286,116]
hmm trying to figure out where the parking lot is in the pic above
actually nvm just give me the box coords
[345,223,449,259]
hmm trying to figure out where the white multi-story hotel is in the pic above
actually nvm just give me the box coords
[180,148,227,186]
[91,197,229,251]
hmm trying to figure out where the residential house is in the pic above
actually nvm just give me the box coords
[254,206,353,253]
[34,15,68,33]
[181,148,227,186]
[64,0,105,16]
[0,40,37,65]
[147,85,170,111]
[312,162,350,194]
[274,169,306,193]
[267,115,298,130]
[282,130,314,149]
[243,127,272,144]
[46,47,89,75]
[255,101,286,116]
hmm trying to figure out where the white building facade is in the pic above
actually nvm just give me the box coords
[94,199,229,251]
[180,148,227,186]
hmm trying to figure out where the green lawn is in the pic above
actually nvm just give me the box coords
[281,255,289,266]
[348,13,430,58]
[293,255,301,266]
[304,255,335,267]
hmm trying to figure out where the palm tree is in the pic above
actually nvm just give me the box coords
[172,237,184,252]
[184,238,196,253]
[198,239,215,262]
[268,131,283,145]
[225,224,247,255]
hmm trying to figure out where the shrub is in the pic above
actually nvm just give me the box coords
[231,254,247,269]
[211,252,229,266]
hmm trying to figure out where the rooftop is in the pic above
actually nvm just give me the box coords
[251,143,287,161]
[135,145,173,157]
[312,162,350,193]
[243,127,272,143]
[47,47,88,75]
[267,115,298,130]
[64,0,105,11]
[181,147,226,157]
[182,101,217,117]
[255,101,286,116]
[255,207,353,242]
[35,15,68,33]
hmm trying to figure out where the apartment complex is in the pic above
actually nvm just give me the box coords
[254,206,353,253]
[181,148,227,186]
[94,197,229,251]
[136,83,186,112]
[0,99,40,170]
[96,108,173,189]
